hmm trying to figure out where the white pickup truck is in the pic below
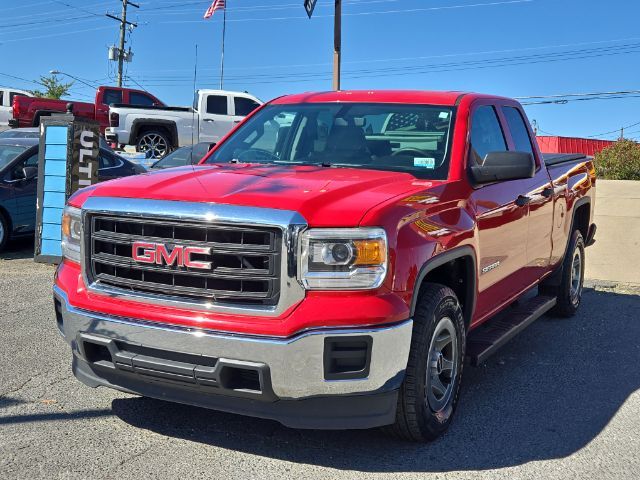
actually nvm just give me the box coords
[0,87,31,130]
[105,89,262,158]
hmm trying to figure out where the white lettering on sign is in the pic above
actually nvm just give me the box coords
[80,131,94,148]
[78,129,95,186]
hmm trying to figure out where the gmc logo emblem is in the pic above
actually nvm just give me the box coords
[132,241,212,270]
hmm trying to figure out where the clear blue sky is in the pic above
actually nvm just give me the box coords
[1,0,639,140]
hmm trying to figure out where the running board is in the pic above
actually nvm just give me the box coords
[466,295,557,366]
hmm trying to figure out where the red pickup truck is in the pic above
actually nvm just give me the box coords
[53,90,596,442]
[10,86,164,133]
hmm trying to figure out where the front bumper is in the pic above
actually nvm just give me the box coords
[54,285,412,429]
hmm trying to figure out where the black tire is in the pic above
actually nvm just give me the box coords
[542,230,585,317]
[136,130,172,159]
[384,283,466,442]
[0,212,9,253]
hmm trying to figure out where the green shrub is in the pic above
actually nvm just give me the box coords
[594,139,640,180]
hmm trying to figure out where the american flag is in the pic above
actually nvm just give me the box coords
[204,0,225,19]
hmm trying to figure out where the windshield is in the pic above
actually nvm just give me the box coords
[205,103,455,179]
[0,145,27,170]
[0,129,38,139]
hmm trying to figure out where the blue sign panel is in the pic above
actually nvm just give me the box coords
[40,125,69,258]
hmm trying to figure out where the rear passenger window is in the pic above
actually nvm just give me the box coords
[206,95,228,115]
[502,107,534,155]
[103,90,123,106]
[234,97,260,117]
[130,92,155,106]
[469,106,507,165]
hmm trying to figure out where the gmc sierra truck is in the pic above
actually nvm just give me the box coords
[54,90,596,442]
[105,89,262,158]
[10,86,165,133]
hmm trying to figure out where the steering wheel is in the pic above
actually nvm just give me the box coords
[392,148,429,157]
[236,148,279,162]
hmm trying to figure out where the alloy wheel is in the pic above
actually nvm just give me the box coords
[425,316,458,412]
[138,133,169,159]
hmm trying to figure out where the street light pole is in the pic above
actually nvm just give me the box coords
[333,0,341,91]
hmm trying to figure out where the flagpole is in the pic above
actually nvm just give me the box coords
[219,4,226,90]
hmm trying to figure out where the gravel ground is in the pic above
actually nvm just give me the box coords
[1,240,639,480]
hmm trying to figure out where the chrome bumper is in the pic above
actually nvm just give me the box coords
[54,285,412,399]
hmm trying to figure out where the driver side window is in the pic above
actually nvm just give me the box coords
[469,106,507,166]
[11,153,38,180]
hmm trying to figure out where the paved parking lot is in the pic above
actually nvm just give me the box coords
[1,238,639,479]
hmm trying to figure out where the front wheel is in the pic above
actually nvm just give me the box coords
[385,283,466,442]
[136,130,171,159]
[0,213,8,252]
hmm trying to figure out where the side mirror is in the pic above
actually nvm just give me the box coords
[470,151,535,184]
[22,166,38,181]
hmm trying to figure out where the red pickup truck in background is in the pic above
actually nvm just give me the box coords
[10,86,165,133]
[54,90,596,442]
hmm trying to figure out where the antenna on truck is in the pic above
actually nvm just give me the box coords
[191,44,198,148]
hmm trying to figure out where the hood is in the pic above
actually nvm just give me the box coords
[80,164,440,226]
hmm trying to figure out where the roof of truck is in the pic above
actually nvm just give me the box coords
[270,90,474,106]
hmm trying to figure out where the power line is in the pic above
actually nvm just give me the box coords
[158,0,536,24]
[52,0,105,17]
[128,42,640,86]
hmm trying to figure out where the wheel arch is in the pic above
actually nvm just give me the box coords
[32,110,55,127]
[131,119,178,148]
[543,196,591,288]
[410,245,477,328]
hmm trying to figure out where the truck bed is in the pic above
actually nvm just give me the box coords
[542,153,589,166]
[111,104,192,113]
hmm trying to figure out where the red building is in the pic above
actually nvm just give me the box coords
[536,136,614,156]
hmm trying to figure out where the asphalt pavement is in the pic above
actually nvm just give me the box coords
[1,234,639,479]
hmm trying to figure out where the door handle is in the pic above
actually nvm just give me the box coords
[203,119,215,122]
[233,120,241,124]
[515,195,531,207]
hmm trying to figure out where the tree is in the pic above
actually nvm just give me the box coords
[594,139,640,181]
[29,75,73,99]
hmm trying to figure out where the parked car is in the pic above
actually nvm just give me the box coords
[1,87,31,129]
[150,142,214,169]
[55,90,596,442]
[10,86,165,133]
[0,137,144,251]
[106,89,261,158]
[0,127,39,139]
[0,127,120,153]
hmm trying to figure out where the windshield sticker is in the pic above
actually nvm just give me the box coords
[439,111,450,119]
[414,157,436,169]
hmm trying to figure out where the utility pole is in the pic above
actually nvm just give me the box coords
[106,1,139,87]
[333,0,342,91]
[621,127,624,139]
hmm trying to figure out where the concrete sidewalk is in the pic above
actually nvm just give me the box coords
[585,180,640,284]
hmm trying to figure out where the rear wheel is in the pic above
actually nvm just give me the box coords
[542,230,585,317]
[136,130,171,159]
[385,283,465,442]
[0,213,9,252]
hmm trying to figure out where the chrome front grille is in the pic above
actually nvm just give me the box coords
[87,215,282,306]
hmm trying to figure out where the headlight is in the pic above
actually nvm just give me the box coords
[61,206,82,263]
[300,228,387,290]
